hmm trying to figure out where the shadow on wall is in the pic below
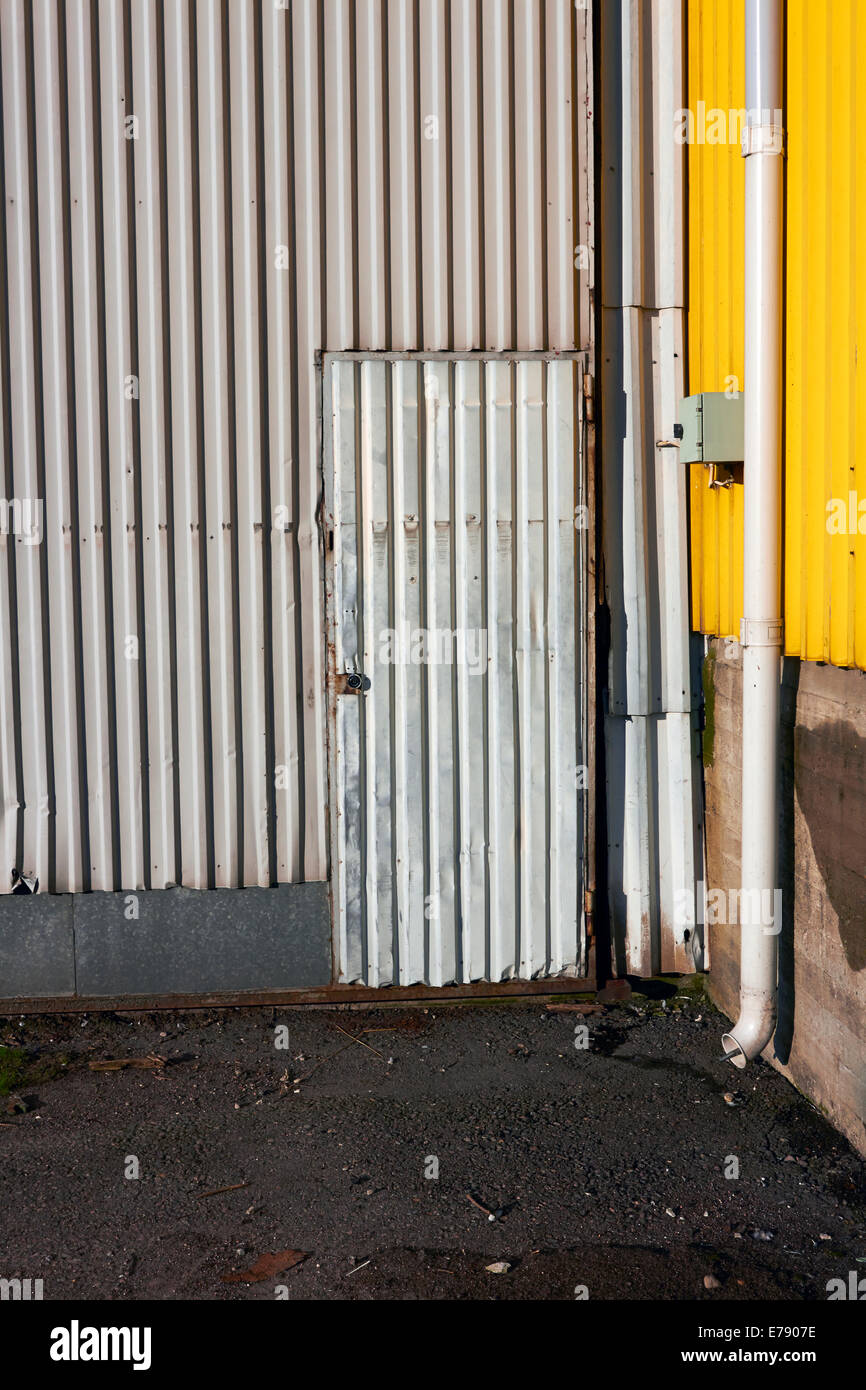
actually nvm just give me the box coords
[795,719,866,975]
[775,658,799,1066]
[776,660,866,1067]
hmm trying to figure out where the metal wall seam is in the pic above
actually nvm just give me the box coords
[601,0,703,976]
[0,0,591,896]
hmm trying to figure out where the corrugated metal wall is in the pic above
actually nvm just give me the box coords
[685,0,744,643]
[785,0,866,670]
[325,353,589,986]
[0,0,592,895]
[600,0,705,977]
[687,0,866,670]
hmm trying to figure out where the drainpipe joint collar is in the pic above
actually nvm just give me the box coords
[741,123,786,158]
[740,618,784,648]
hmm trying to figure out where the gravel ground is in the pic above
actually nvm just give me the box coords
[1,984,863,1301]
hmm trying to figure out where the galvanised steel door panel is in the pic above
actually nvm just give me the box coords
[324,353,590,987]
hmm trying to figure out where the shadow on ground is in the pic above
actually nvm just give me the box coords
[1,991,863,1300]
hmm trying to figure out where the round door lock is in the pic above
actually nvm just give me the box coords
[346,672,364,691]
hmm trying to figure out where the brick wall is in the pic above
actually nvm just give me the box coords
[704,640,866,1157]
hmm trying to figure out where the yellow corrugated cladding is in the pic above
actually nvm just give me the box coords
[787,0,866,668]
[687,0,745,642]
[687,0,866,669]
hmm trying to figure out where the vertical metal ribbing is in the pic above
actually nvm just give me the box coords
[291,0,326,880]
[254,2,278,889]
[228,0,268,887]
[197,1,237,887]
[262,0,298,885]
[324,0,353,349]
[460,359,486,977]
[402,362,426,983]
[481,361,499,977]
[512,361,531,973]
[0,0,591,907]
[67,0,114,890]
[2,3,47,892]
[418,0,448,351]
[132,0,176,890]
[451,360,471,979]
[481,0,511,349]
[357,360,379,985]
[282,0,303,882]
[389,359,411,982]
[386,0,417,350]
[575,362,588,973]
[545,0,574,351]
[0,6,22,883]
[97,0,142,891]
[22,0,54,892]
[16,6,47,897]
[420,360,441,984]
[355,0,386,349]
[329,361,349,980]
[32,1,82,891]
[514,0,544,349]
[544,361,561,970]
[411,0,424,344]
[163,0,207,888]
[328,352,586,987]
[451,0,481,348]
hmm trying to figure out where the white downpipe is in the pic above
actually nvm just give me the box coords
[721,0,785,1069]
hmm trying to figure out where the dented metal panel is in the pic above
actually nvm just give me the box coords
[0,0,592,898]
[324,353,590,987]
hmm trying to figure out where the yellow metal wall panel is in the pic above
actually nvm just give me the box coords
[688,0,866,669]
[787,0,866,670]
[686,0,744,641]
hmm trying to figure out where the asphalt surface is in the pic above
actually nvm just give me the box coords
[1,984,864,1301]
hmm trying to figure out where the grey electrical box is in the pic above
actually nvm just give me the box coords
[677,392,744,464]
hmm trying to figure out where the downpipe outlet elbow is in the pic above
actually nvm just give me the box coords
[721,990,777,1069]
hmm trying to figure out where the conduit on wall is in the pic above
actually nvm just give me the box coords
[601,0,704,976]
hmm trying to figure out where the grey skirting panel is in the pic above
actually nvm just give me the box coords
[0,884,331,1001]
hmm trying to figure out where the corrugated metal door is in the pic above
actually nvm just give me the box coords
[324,353,590,987]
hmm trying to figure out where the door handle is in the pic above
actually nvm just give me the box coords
[336,671,370,694]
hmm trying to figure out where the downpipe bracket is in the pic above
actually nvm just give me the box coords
[741,123,786,158]
[740,618,783,648]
